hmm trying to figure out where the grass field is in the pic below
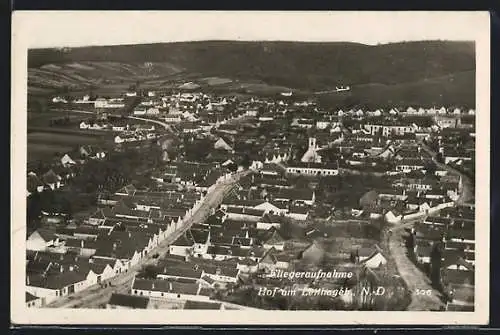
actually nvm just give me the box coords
[27,130,113,163]
[28,143,75,162]
[28,111,89,127]
[29,132,106,145]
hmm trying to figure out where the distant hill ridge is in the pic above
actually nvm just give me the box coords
[29,40,474,86]
[27,40,476,106]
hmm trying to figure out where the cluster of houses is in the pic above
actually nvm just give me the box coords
[412,204,475,311]
[38,90,476,311]
[108,184,387,309]
[25,159,236,307]
[77,117,159,145]
[27,145,107,198]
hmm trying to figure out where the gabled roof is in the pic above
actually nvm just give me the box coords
[188,229,210,244]
[27,271,87,290]
[65,238,98,249]
[262,227,287,245]
[301,241,326,256]
[359,244,385,260]
[116,184,137,196]
[442,268,475,286]
[184,300,222,310]
[288,205,310,215]
[108,293,150,309]
[27,173,44,190]
[225,206,265,217]
[238,257,258,266]
[161,265,204,279]
[31,228,57,242]
[172,233,194,247]
[42,169,61,184]
[94,230,152,259]
[259,213,287,224]
[260,247,278,264]
[199,263,239,278]
[273,188,314,201]
[222,198,266,208]
[26,292,40,303]
[132,278,201,295]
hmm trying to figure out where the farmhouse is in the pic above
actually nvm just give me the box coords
[26,292,43,308]
[106,293,150,309]
[224,206,265,222]
[286,162,339,176]
[131,278,212,303]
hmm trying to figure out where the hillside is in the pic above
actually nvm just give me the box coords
[27,40,476,106]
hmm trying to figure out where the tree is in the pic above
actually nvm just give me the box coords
[406,232,416,260]
[435,152,444,164]
[226,162,238,172]
[138,265,160,279]
[241,154,251,169]
[430,241,443,288]
[424,161,437,177]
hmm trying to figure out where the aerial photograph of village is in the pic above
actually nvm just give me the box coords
[24,34,476,312]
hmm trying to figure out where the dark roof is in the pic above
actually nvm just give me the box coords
[446,303,474,312]
[222,198,265,207]
[273,188,314,201]
[172,233,194,247]
[94,231,152,259]
[224,206,265,217]
[32,228,57,242]
[42,169,61,184]
[26,292,39,303]
[188,229,210,244]
[262,228,287,244]
[259,213,287,224]
[160,265,203,279]
[108,293,150,309]
[442,268,475,286]
[65,238,99,249]
[27,173,44,191]
[184,300,222,310]
[289,205,310,215]
[132,278,200,295]
[27,271,87,290]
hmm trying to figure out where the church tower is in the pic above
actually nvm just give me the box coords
[308,137,317,150]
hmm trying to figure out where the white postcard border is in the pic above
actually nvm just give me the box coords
[11,11,490,325]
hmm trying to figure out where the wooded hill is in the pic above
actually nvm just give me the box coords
[28,40,476,107]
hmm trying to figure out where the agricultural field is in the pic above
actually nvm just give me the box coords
[28,143,74,162]
[27,130,113,163]
[28,111,88,128]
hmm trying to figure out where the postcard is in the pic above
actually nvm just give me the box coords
[11,10,490,325]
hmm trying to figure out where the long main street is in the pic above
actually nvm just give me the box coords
[47,171,246,308]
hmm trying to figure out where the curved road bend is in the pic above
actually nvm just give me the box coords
[47,171,248,308]
[53,109,174,133]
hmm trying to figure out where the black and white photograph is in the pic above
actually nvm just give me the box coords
[11,11,490,325]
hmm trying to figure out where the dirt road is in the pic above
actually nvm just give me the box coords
[385,219,445,311]
[418,140,474,205]
[46,172,247,308]
[383,141,474,311]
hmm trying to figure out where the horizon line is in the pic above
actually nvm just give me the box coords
[28,38,476,50]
